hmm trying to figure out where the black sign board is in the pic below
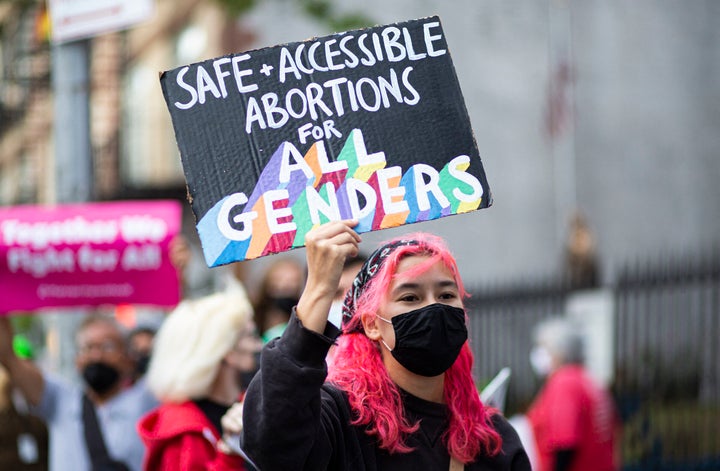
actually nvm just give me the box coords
[160,16,492,266]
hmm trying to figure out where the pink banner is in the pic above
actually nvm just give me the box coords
[0,200,182,314]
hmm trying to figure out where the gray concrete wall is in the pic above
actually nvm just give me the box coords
[572,1,720,279]
[240,0,720,285]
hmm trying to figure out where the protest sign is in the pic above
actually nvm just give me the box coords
[160,16,492,267]
[0,200,181,314]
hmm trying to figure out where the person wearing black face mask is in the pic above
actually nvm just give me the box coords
[0,315,159,471]
[128,327,157,385]
[82,361,122,396]
[374,303,468,377]
[250,257,306,344]
[241,221,531,471]
[137,288,259,471]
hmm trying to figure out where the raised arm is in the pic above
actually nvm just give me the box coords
[296,220,360,333]
[0,316,45,405]
[241,220,360,470]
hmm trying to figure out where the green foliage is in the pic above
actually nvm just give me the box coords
[214,0,373,32]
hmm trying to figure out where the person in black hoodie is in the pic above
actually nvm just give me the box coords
[242,220,530,471]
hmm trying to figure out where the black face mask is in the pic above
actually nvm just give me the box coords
[269,297,299,314]
[134,354,150,377]
[237,351,262,391]
[82,362,121,395]
[379,303,468,377]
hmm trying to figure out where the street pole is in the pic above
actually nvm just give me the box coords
[52,39,93,204]
[48,38,93,379]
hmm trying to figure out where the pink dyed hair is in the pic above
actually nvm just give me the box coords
[327,232,502,463]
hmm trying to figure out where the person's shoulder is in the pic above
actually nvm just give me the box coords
[547,365,587,391]
[138,401,210,440]
[148,401,203,421]
[320,383,353,420]
[29,371,81,422]
[42,370,76,390]
[489,412,517,437]
[119,377,159,408]
[490,413,526,452]
[39,370,80,403]
[485,413,533,469]
[320,383,348,407]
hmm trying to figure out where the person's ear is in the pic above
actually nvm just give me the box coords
[361,312,382,341]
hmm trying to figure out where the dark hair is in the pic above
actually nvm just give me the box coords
[253,257,305,333]
[76,315,129,352]
[343,252,367,270]
[129,326,157,340]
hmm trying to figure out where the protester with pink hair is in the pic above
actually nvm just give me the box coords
[241,220,530,470]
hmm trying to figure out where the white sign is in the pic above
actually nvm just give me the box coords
[48,0,154,43]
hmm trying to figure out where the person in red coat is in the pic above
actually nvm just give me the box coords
[137,288,261,471]
[526,317,620,471]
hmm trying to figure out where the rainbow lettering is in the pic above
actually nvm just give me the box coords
[198,129,483,266]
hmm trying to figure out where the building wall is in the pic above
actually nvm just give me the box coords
[571,0,720,277]
[238,0,720,285]
[1,0,718,287]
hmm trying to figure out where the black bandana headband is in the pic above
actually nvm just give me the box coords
[341,239,421,333]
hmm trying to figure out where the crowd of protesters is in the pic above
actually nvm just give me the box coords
[0,220,621,471]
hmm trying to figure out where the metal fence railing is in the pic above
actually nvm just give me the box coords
[465,248,720,470]
[613,252,720,470]
[466,280,568,413]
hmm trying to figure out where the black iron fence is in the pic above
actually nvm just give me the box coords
[465,249,720,470]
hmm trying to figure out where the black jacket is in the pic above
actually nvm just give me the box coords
[242,313,531,471]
